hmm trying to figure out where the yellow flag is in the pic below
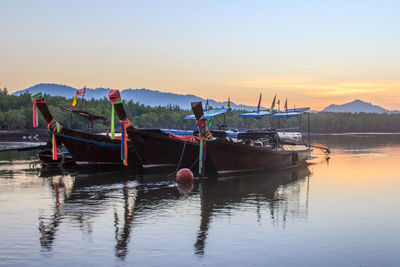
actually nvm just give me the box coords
[72,92,78,107]
[270,94,276,112]
[227,97,231,109]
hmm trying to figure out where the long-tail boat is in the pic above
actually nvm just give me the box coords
[108,90,225,176]
[190,101,312,175]
[31,93,143,170]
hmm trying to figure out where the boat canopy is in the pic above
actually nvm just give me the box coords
[239,110,271,118]
[184,108,231,120]
[285,107,310,112]
[239,108,309,118]
[58,106,108,121]
[272,112,301,118]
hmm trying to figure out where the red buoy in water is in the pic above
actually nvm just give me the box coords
[176,168,194,183]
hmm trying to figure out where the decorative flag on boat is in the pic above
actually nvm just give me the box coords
[72,86,86,107]
[257,93,262,113]
[284,98,288,111]
[270,94,276,112]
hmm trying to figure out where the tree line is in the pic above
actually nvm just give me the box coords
[1,91,400,133]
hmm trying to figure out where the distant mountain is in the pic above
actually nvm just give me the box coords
[13,83,263,111]
[323,99,399,114]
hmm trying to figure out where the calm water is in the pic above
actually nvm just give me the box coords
[0,134,400,266]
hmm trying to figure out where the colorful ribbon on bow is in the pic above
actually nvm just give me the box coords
[120,116,131,166]
[196,118,214,177]
[32,94,45,128]
[48,119,61,160]
[32,100,42,128]
[109,96,122,140]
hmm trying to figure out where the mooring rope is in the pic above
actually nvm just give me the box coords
[175,140,187,173]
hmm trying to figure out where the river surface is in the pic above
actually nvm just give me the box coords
[0,134,399,266]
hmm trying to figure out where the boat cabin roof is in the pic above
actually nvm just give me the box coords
[239,110,271,118]
[184,107,231,120]
[240,107,310,118]
[272,112,301,118]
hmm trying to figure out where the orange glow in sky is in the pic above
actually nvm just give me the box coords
[1,1,400,110]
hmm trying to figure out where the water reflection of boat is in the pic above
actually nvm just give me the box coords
[38,165,311,258]
[194,165,311,255]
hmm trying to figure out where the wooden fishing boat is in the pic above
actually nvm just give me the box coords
[204,131,311,174]
[32,93,143,170]
[190,101,312,175]
[108,90,219,176]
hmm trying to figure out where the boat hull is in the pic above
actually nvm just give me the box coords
[38,149,76,168]
[127,129,217,176]
[206,139,310,174]
[55,129,143,170]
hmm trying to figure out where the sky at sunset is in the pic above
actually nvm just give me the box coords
[1,0,399,110]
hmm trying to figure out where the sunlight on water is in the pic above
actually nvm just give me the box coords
[0,134,399,266]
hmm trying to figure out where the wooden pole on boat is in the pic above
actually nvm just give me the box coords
[223,114,226,130]
[307,112,311,149]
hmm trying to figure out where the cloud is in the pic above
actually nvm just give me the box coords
[229,75,400,98]
[226,75,400,110]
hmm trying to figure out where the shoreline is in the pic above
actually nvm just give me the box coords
[0,129,49,142]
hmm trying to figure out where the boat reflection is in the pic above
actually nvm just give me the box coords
[195,165,311,255]
[37,165,311,259]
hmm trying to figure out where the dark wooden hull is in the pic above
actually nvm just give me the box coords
[55,128,143,170]
[206,139,311,174]
[38,149,77,168]
[127,129,217,176]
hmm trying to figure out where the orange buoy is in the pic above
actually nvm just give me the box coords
[176,168,194,183]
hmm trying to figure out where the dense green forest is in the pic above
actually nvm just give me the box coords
[1,89,400,132]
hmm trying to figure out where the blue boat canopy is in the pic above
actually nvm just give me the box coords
[285,107,310,112]
[272,112,301,118]
[184,108,231,120]
[161,129,194,136]
[239,110,271,118]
